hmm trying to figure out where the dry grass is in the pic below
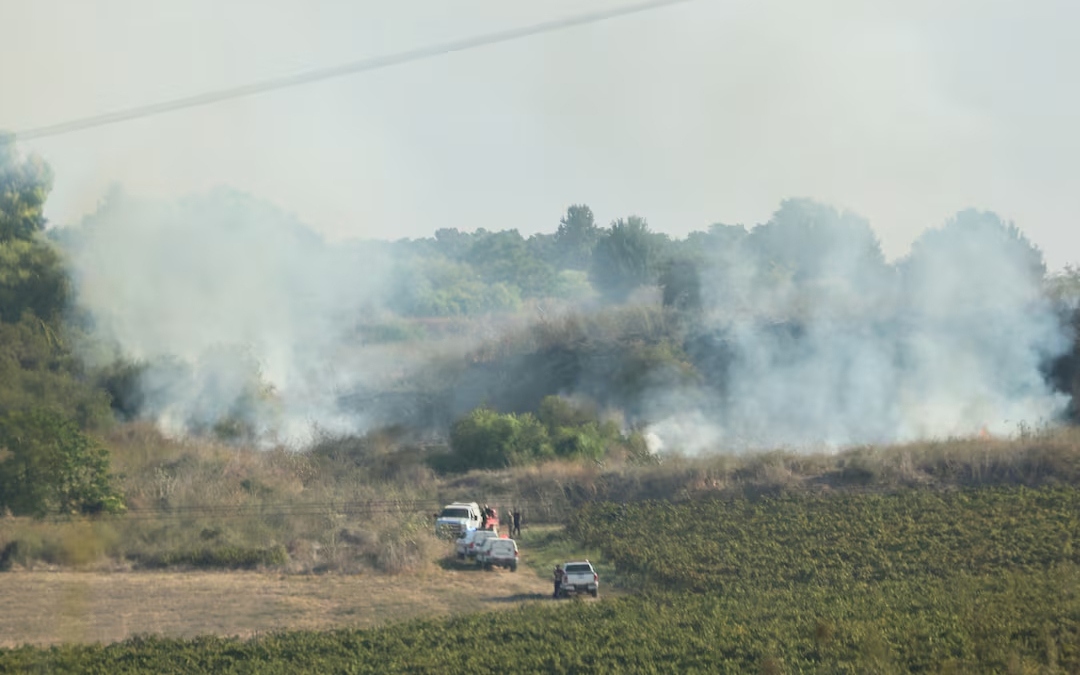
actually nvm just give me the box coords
[6,421,1080,573]
[0,565,553,647]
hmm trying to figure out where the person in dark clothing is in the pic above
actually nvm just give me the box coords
[553,565,563,599]
[512,509,521,537]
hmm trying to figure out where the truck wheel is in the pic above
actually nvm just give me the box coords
[484,562,493,571]
[510,563,517,572]
[590,589,598,598]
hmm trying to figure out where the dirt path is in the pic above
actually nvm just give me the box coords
[0,563,553,647]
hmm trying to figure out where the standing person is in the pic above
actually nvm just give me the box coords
[553,565,563,599]
[512,509,521,537]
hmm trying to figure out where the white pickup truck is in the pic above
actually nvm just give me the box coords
[476,538,518,572]
[559,561,599,598]
[436,502,483,539]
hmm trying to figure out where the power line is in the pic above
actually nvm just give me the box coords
[11,0,696,142]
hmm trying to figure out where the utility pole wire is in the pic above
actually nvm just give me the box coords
[12,0,695,142]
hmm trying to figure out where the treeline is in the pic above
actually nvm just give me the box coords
[6,132,1080,518]
[0,140,123,517]
[386,206,681,315]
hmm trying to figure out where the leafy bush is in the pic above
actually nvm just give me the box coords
[0,409,124,516]
[444,407,553,471]
[136,544,288,570]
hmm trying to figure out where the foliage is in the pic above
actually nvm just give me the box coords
[0,408,124,516]
[444,407,554,470]
[554,204,601,270]
[746,198,887,286]
[0,141,112,429]
[398,256,523,316]
[590,216,658,301]
[464,229,558,298]
[658,256,702,311]
[902,208,1046,316]
[0,317,113,428]
[0,139,53,243]
[442,397,647,471]
[134,544,288,570]
[0,236,70,324]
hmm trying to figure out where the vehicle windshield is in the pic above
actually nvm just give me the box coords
[564,564,593,574]
[440,508,470,519]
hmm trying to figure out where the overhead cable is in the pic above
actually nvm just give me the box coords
[11,0,695,141]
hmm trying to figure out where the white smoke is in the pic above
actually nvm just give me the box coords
[66,187,397,443]
[645,201,1070,453]
[63,189,1071,453]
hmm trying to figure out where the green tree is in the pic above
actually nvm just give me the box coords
[658,257,702,311]
[746,198,886,286]
[465,229,557,298]
[432,228,476,260]
[397,256,522,316]
[447,408,553,470]
[0,319,113,429]
[0,138,53,243]
[0,409,124,516]
[590,216,656,301]
[903,209,1045,288]
[0,139,111,428]
[554,205,600,270]
[0,236,70,323]
[0,141,69,323]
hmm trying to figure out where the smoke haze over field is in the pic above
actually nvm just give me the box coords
[67,189,398,442]
[61,191,1075,452]
[646,204,1070,452]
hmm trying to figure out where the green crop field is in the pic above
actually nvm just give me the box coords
[568,487,1080,591]
[4,486,1080,673]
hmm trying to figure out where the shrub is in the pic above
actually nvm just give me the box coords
[0,408,125,516]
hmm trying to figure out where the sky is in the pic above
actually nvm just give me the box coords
[3,0,1078,269]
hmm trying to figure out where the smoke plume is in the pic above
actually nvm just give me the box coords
[644,201,1070,452]
[66,187,400,443]
[62,190,1072,453]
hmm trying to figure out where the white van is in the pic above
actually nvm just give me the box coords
[462,529,500,559]
[454,528,499,559]
[476,538,518,572]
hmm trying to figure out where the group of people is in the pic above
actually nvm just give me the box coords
[479,504,522,536]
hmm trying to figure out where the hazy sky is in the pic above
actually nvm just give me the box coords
[3,0,1078,268]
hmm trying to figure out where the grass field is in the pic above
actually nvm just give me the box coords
[0,563,552,648]
[6,485,1080,673]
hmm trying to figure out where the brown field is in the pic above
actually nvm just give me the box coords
[0,565,553,648]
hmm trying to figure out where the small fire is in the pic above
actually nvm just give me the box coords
[978,426,991,439]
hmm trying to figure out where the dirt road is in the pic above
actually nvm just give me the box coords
[0,563,552,647]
